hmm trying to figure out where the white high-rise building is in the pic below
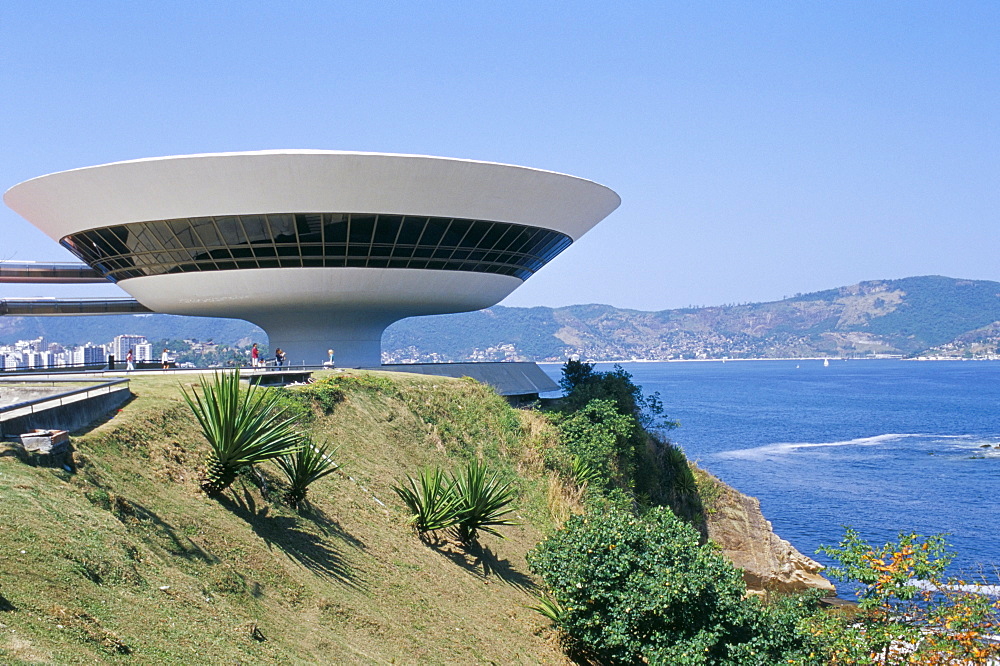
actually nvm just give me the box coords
[113,334,149,363]
[135,342,152,362]
[74,343,107,368]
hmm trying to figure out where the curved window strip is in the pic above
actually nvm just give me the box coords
[60,213,572,283]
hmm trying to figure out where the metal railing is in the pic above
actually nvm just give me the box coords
[0,361,113,375]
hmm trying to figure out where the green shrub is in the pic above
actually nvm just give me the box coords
[570,455,603,489]
[554,398,636,489]
[558,361,676,431]
[528,505,797,664]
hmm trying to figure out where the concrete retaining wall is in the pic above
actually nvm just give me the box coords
[0,387,131,437]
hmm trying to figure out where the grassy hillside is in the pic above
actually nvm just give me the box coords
[0,372,574,664]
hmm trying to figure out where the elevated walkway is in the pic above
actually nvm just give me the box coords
[0,297,151,316]
[0,261,108,284]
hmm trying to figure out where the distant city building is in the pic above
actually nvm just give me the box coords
[74,343,107,367]
[112,334,150,362]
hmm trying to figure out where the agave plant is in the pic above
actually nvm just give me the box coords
[449,458,519,545]
[182,371,303,496]
[392,467,460,536]
[526,593,565,624]
[275,439,340,510]
[571,455,604,489]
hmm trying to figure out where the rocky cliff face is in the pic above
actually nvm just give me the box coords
[705,477,835,595]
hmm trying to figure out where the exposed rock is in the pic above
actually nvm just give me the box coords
[705,479,835,595]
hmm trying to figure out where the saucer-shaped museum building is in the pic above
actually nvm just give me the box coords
[4,151,620,367]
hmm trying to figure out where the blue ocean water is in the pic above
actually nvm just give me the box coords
[541,359,1000,578]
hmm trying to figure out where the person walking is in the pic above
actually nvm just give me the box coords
[161,348,170,370]
[126,348,135,372]
[251,343,260,368]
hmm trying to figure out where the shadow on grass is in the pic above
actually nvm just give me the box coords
[297,503,367,551]
[432,540,537,593]
[0,593,17,612]
[220,486,364,589]
[97,494,217,564]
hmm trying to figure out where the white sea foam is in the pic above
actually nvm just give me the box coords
[717,432,1000,460]
[910,579,1000,597]
[716,433,923,460]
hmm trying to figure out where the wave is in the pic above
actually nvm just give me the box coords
[716,432,1000,460]
[715,433,923,459]
[910,579,1000,598]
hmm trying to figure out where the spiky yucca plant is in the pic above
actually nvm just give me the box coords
[571,455,603,489]
[393,467,460,536]
[526,594,565,624]
[182,371,303,496]
[275,439,339,509]
[450,458,519,545]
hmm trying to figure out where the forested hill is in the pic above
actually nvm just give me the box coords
[3,276,1000,360]
[382,275,1000,361]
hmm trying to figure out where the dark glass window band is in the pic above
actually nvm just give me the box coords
[59,213,573,283]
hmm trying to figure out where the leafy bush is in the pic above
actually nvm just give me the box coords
[554,398,636,488]
[528,505,763,664]
[558,360,676,431]
[182,371,303,496]
[550,361,688,514]
[275,439,339,510]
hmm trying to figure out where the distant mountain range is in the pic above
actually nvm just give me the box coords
[3,276,1000,361]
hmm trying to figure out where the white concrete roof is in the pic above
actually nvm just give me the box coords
[4,150,620,241]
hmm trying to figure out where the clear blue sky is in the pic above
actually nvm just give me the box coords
[2,2,998,311]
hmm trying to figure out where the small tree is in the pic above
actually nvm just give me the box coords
[183,371,303,496]
[814,528,1000,664]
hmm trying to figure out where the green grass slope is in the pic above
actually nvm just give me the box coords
[0,372,569,664]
